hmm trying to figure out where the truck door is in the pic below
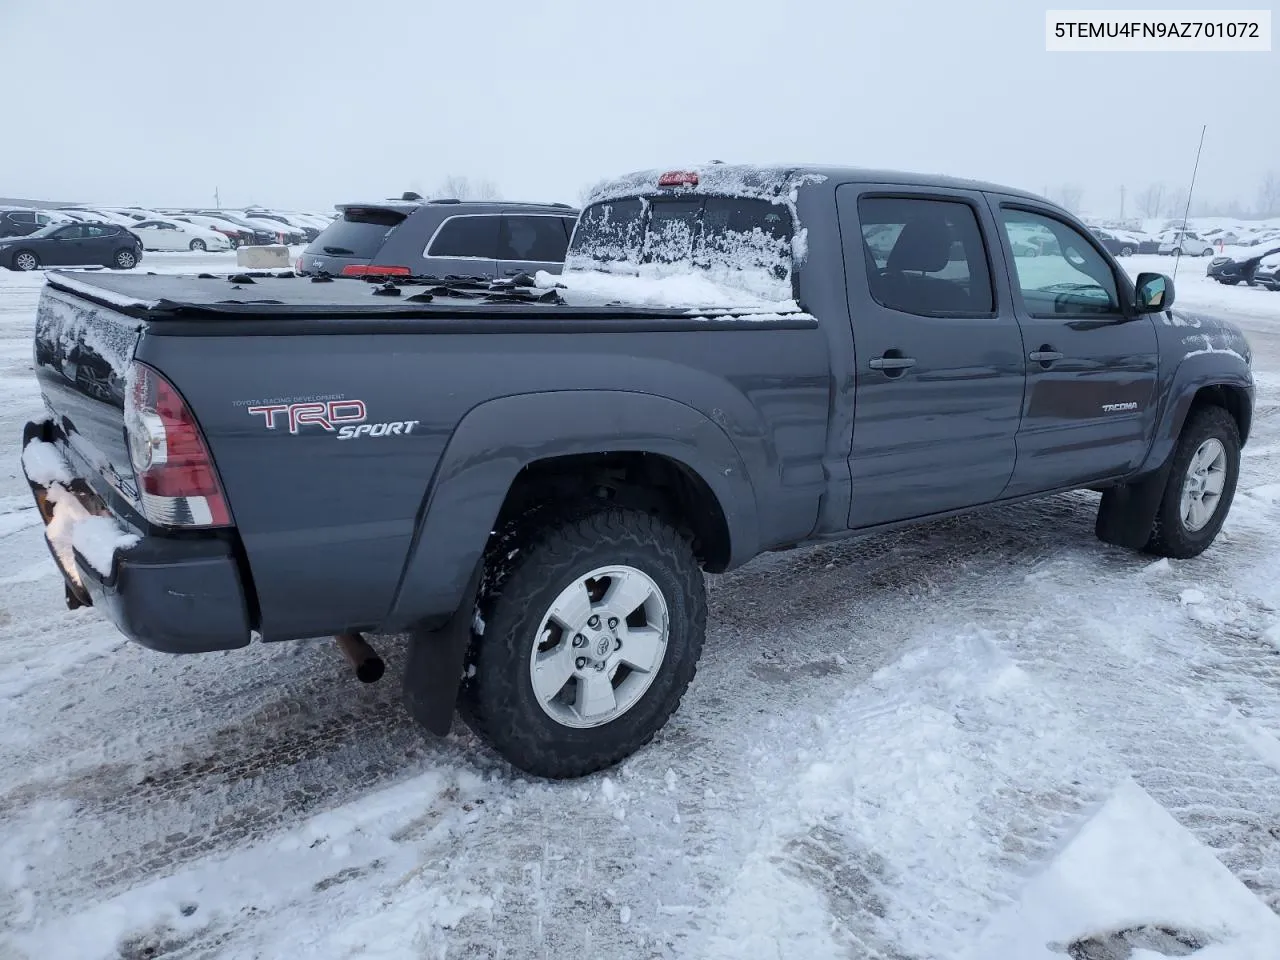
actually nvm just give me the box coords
[988,199,1159,496]
[837,185,1027,528]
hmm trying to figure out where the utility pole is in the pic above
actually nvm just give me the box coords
[214,187,220,209]
[1120,185,1126,220]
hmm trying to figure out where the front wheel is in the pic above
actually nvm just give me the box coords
[189,238,206,252]
[113,248,138,269]
[1201,247,1215,257]
[1171,247,1183,257]
[461,507,706,779]
[1120,245,1133,256]
[1145,406,1240,559]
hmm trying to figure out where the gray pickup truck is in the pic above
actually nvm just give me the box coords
[21,163,1255,778]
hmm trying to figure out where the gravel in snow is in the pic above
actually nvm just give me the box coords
[2,253,1280,957]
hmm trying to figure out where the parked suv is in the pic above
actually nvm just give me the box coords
[296,199,580,279]
[0,208,61,238]
[0,221,142,271]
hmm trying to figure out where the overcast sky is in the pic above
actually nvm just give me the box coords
[1,1,1274,216]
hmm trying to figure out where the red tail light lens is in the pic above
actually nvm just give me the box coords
[340,264,411,277]
[125,362,231,528]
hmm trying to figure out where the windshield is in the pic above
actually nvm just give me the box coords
[566,194,796,301]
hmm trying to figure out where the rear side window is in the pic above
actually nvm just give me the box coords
[427,216,499,259]
[857,196,995,316]
[498,215,570,263]
[313,206,408,258]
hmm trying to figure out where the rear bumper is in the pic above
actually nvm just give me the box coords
[22,418,252,654]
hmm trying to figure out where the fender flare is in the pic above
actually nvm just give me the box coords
[1138,359,1254,476]
[384,389,759,631]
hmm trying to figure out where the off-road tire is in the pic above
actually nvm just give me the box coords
[1144,405,1240,559]
[460,506,706,779]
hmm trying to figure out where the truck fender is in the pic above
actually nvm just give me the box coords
[386,390,759,631]
[1099,357,1252,549]
[388,390,758,734]
[1137,359,1253,477]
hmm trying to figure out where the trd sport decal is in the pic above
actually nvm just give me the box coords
[246,400,418,439]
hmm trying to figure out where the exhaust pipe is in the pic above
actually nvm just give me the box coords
[335,631,385,683]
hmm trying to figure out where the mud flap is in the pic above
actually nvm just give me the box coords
[401,559,485,736]
[1095,462,1173,550]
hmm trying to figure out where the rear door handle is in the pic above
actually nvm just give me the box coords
[869,356,917,371]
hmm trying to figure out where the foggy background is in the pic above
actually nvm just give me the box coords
[0,0,1275,218]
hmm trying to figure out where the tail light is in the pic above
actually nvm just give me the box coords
[341,264,411,277]
[658,171,699,187]
[125,362,231,528]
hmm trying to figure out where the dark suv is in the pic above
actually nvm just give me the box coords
[296,199,579,279]
[0,208,61,238]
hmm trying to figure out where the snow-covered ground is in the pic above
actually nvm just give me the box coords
[4,252,1280,958]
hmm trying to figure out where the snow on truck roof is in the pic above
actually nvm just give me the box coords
[584,163,1049,206]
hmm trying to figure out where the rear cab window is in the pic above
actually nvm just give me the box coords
[313,206,409,258]
[567,194,796,295]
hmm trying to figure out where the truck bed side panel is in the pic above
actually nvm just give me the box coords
[137,322,832,640]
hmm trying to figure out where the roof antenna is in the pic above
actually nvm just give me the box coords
[1172,124,1207,284]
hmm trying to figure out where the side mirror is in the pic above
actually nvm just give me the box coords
[1135,272,1175,312]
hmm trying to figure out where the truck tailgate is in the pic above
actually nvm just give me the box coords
[31,284,146,523]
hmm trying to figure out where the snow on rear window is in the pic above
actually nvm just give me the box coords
[567,194,799,303]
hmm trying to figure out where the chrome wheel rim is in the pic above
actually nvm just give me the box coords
[15,253,36,271]
[117,252,136,268]
[1180,438,1227,532]
[528,564,670,729]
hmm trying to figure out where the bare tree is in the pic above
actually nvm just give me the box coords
[434,175,502,201]
[1257,171,1280,218]
[1135,183,1167,219]
[1051,184,1084,213]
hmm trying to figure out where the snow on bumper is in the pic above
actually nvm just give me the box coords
[21,421,253,654]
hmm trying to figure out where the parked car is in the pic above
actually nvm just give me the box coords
[0,221,142,270]
[191,211,278,246]
[0,207,62,238]
[1090,227,1142,257]
[1255,255,1280,291]
[1158,230,1215,257]
[244,210,321,243]
[21,164,1253,780]
[296,199,580,278]
[65,208,145,229]
[1206,246,1280,285]
[166,215,251,248]
[130,218,230,252]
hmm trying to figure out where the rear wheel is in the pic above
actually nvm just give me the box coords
[1144,406,1240,559]
[1120,245,1134,256]
[1200,247,1214,257]
[113,248,138,269]
[189,238,206,252]
[1171,247,1183,257]
[12,250,39,271]
[461,506,706,779]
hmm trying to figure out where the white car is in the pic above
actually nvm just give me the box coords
[130,218,231,252]
[1157,230,1215,257]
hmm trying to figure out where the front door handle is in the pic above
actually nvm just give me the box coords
[869,355,917,371]
[1029,348,1064,365]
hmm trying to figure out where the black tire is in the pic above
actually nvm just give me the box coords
[1171,247,1182,257]
[112,248,138,270]
[460,506,706,779]
[1201,247,1214,257]
[1144,405,1240,559]
[12,250,40,271]
[189,238,206,252]
[1221,279,1240,286]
